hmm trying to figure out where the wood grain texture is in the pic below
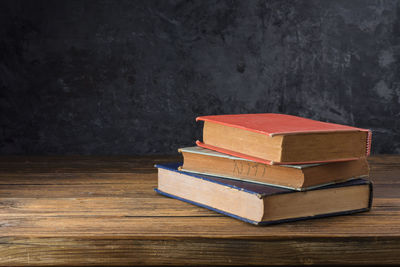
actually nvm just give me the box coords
[0,155,399,266]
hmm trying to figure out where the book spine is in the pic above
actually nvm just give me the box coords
[196,141,363,165]
[155,187,372,226]
[366,130,372,156]
[368,180,374,209]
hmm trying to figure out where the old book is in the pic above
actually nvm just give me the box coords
[155,163,373,225]
[196,113,372,165]
[178,146,369,191]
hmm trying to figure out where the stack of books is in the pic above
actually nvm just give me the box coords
[155,113,373,225]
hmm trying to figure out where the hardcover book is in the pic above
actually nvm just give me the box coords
[196,113,372,165]
[179,146,369,191]
[155,163,373,225]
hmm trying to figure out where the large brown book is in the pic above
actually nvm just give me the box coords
[179,146,369,191]
[155,163,373,225]
[196,113,371,165]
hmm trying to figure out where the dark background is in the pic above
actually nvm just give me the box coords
[0,0,399,155]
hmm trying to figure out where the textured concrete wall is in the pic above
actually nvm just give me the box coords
[0,0,399,155]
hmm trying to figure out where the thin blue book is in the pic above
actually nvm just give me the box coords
[155,163,373,225]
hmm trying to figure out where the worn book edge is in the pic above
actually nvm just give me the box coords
[155,188,371,225]
[155,164,373,225]
[196,141,364,165]
[178,146,322,169]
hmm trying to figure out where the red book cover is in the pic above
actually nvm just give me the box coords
[196,113,372,165]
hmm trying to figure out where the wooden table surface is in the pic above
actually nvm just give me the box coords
[0,155,399,266]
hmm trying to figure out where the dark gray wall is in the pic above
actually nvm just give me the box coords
[0,0,399,155]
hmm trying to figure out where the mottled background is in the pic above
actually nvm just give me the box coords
[0,0,399,155]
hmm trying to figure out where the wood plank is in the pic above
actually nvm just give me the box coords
[0,197,219,217]
[0,173,156,184]
[0,211,399,238]
[0,236,399,266]
[0,155,181,173]
[0,184,157,198]
[0,173,158,198]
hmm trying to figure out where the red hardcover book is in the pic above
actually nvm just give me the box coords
[196,113,371,165]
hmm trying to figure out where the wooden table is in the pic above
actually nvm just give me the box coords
[0,155,399,266]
